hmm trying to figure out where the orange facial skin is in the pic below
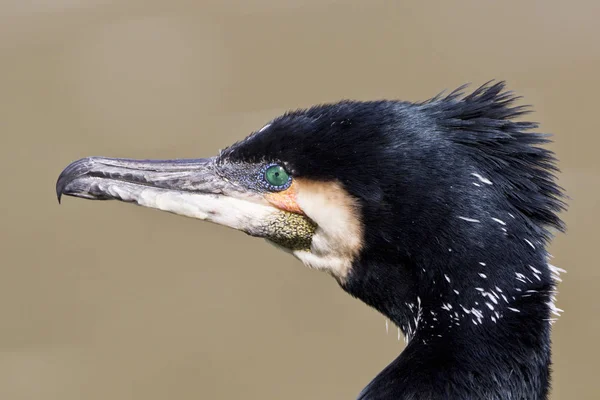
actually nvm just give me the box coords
[265,180,304,215]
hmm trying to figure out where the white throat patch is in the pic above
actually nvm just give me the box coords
[291,180,364,283]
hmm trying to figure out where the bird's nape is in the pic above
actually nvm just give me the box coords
[56,81,566,400]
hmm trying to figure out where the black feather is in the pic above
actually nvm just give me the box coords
[221,82,566,399]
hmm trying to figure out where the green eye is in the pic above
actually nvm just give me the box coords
[265,164,290,188]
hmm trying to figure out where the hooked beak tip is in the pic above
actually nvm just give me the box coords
[56,175,64,204]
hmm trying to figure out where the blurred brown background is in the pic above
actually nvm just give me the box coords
[1,1,598,399]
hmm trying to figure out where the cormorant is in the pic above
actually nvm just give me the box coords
[56,82,566,399]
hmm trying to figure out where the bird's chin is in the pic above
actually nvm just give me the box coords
[264,239,298,255]
[259,212,317,251]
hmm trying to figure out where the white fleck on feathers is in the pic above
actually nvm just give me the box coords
[471,173,493,185]
[458,216,481,223]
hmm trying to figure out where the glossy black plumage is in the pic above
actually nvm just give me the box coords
[222,82,566,399]
[55,81,566,399]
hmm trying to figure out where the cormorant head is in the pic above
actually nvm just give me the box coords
[56,82,565,333]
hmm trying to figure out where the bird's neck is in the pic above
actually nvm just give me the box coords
[345,246,559,400]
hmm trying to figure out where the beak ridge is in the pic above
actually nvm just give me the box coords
[56,156,217,203]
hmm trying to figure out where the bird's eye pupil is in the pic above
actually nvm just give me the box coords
[265,164,290,188]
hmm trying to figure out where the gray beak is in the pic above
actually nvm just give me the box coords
[56,157,221,203]
[56,156,316,250]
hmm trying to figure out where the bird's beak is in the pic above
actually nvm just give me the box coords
[56,157,223,202]
[56,157,316,249]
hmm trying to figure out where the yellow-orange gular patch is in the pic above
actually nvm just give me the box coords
[264,180,304,214]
